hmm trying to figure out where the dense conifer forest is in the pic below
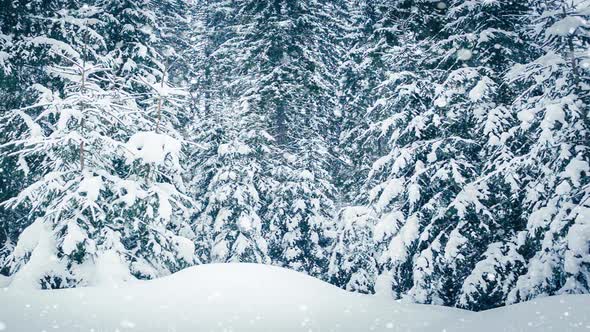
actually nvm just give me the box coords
[0,0,589,312]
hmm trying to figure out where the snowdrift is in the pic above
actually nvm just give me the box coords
[0,263,588,331]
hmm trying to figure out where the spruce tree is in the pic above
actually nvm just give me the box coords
[1,1,194,288]
[187,0,273,264]
[506,0,590,303]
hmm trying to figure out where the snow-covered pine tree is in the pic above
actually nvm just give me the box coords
[450,0,540,310]
[452,0,590,310]
[403,0,533,310]
[328,205,379,293]
[343,0,442,300]
[350,0,535,310]
[188,94,274,264]
[2,4,135,287]
[0,0,79,268]
[336,0,397,204]
[0,0,99,279]
[505,0,590,303]
[236,0,344,278]
[186,0,274,264]
[331,1,446,290]
[120,61,196,279]
[264,149,337,277]
[187,0,345,277]
[177,0,213,263]
[1,2,194,288]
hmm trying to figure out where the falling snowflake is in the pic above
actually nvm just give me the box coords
[457,49,473,61]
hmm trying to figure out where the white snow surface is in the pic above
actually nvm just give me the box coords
[0,263,589,331]
[0,275,10,288]
[546,16,588,37]
[125,131,181,165]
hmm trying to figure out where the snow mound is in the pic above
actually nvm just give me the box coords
[0,263,589,331]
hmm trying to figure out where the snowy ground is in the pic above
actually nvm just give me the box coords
[0,263,588,332]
